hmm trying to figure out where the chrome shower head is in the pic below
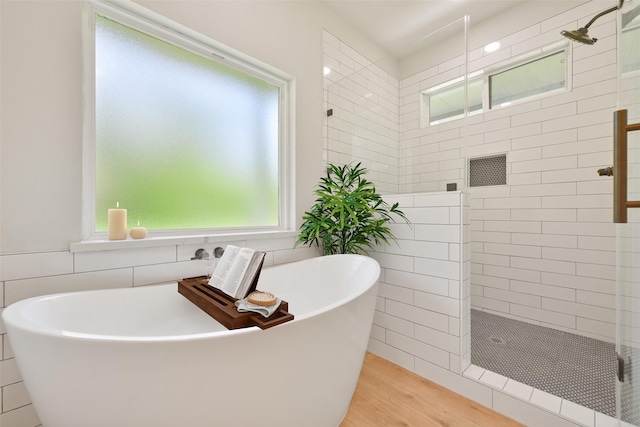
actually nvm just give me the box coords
[560,27,596,45]
[561,5,618,45]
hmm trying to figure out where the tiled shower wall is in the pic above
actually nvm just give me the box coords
[322,29,476,376]
[0,239,314,426]
[320,30,558,419]
[323,2,618,343]
[323,30,400,194]
[320,4,621,419]
[397,0,617,342]
[369,191,471,374]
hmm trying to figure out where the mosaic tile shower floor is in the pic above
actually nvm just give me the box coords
[470,309,617,417]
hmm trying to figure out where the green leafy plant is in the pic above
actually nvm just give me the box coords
[296,162,410,255]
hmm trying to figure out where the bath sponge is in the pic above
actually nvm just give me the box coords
[247,291,277,306]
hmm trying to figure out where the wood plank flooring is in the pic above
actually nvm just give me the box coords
[341,352,525,427]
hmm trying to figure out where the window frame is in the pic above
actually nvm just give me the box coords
[421,41,570,127]
[486,44,570,110]
[421,73,484,127]
[81,0,295,241]
[621,21,640,75]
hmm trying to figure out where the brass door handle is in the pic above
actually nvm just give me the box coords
[613,109,640,223]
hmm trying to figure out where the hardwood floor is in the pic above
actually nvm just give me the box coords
[341,352,525,427]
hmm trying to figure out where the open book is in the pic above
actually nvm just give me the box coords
[208,245,266,299]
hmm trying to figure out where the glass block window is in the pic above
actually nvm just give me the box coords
[469,154,507,187]
[88,9,290,236]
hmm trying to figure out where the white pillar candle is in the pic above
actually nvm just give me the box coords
[130,220,147,239]
[107,202,127,240]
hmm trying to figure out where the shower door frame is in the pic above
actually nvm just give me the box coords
[615,1,640,424]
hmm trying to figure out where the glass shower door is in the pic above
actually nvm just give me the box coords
[616,0,640,424]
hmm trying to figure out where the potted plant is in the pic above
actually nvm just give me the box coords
[296,162,410,255]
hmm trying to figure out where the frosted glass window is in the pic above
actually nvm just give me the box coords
[428,79,483,124]
[423,45,567,127]
[489,51,566,108]
[94,15,280,232]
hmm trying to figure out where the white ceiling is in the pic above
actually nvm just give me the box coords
[323,0,590,57]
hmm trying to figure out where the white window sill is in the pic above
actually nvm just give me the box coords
[70,230,299,253]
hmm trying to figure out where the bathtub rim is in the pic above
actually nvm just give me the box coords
[2,254,380,343]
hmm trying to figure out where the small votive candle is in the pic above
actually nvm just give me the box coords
[107,202,127,240]
[130,220,147,239]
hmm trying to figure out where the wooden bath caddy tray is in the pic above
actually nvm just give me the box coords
[178,276,294,330]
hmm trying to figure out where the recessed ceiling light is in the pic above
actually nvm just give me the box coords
[323,66,331,76]
[484,41,500,53]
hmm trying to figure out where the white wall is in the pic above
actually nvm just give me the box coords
[368,194,606,427]
[1,1,85,253]
[321,1,623,423]
[397,0,617,342]
[369,191,471,374]
[323,29,400,193]
[397,0,591,80]
[320,23,613,423]
[0,1,388,425]
[322,0,618,342]
[0,0,391,255]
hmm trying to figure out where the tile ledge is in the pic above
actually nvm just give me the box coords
[70,230,299,253]
[462,364,486,381]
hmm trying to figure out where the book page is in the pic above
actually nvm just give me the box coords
[219,248,255,297]
[209,246,256,298]
[235,251,266,299]
[208,245,241,292]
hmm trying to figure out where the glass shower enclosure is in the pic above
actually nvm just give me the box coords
[616,0,640,424]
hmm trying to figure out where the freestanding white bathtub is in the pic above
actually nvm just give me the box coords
[3,254,380,427]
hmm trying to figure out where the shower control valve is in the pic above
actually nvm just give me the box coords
[597,166,613,176]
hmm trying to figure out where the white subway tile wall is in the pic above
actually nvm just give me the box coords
[0,240,315,426]
[468,10,616,341]
[323,30,400,194]
[322,0,618,423]
[392,2,616,342]
[369,192,470,375]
